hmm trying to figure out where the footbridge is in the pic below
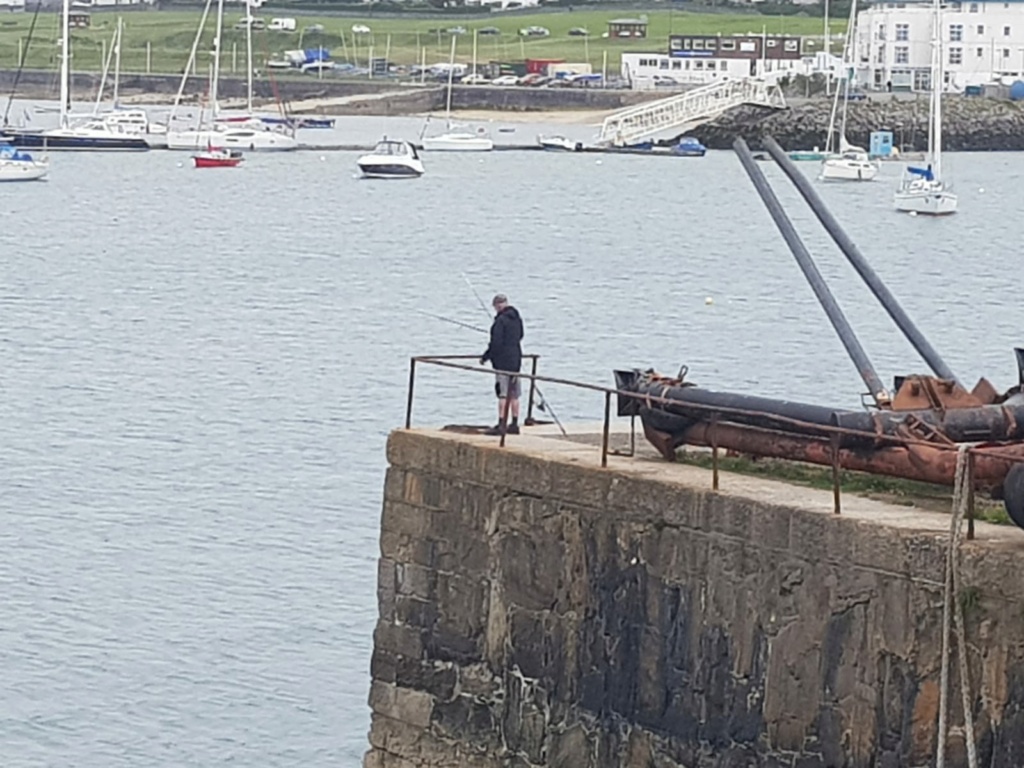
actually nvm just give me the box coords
[598,77,787,147]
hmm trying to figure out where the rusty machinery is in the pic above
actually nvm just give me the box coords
[615,137,1024,530]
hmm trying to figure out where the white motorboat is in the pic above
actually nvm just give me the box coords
[357,139,424,178]
[894,0,957,215]
[166,126,298,151]
[821,146,879,181]
[420,36,493,153]
[0,144,49,181]
[538,134,582,152]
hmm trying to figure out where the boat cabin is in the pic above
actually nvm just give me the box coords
[69,11,90,28]
[373,139,418,159]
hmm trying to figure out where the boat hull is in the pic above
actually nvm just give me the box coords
[4,131,149,151]
[789,151,826,161]
[193,156,243,168]
[421,135,493,152]
[0,160,49,181]
[821,158,879,181]
[894,189,958,215]
[357,159,424,178]
[167,129,298,152]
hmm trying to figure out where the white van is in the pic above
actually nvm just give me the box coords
[268,17,297,32]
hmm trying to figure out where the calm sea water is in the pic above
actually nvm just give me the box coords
[1,117,1021,766]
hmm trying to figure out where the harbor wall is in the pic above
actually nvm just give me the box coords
[694,95,1024,152]
[365,428,1024,768]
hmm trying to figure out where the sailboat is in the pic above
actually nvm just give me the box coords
[166,0,297,152]
[5,0,149,151]
[421,36,492,152]
[894,0,957,215]
[75,18,169,148]
[820,0,878,182]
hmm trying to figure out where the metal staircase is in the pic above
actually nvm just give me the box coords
[598,77,787,147]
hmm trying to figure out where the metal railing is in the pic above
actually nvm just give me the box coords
[401,354,1023,539]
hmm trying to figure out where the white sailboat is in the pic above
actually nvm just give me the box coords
[4,0,148,151]
[894,0,957,215]
[820,0,878,182]
[0,143,49,181]
[166,0,297,152]
[421,36,492,152]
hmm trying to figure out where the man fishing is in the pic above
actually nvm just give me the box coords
[480,293,524,436]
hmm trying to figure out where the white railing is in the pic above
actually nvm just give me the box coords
[598,77,787,147]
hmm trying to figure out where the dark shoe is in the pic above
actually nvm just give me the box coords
[507,424,520,435]
[485,424,505,436]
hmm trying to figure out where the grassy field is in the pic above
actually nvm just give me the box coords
[0,8,841,76]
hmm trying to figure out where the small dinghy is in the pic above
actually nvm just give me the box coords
[192,146,244,168]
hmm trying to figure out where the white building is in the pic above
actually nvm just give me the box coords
[0,0,26,9]
[855,0,1024,90]
[622,34,812,88]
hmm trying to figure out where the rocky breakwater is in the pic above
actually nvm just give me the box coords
[697,95,1024,152]
[365,428,1024,768]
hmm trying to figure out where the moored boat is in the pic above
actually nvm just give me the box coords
[538,135,582,152]
[671,136,707,157]
[357,139,424,178]
[0,143,49,181]
[192,146,243,168]
[788,149,826,161]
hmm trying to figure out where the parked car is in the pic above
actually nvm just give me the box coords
[234,16,265,30]
[518,73,544,86]
[351,24,371,34]
[447,26,467,35]
[268,17,296,32]
[492,74,520,86]
[653,75,679,87]
[461,73,490,85]
[568,27,589,37]
[304,24,325,34]
[843,90,868,101]
[518,26,550,37]
[478,26,501,36]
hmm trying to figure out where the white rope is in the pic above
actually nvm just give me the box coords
[937,445,978,768]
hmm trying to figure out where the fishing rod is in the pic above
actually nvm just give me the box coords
[416,309,487,335]
[460,272,567,437]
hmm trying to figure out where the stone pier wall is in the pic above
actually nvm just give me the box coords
[364,429,1024,768]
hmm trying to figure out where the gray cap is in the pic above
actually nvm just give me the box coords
[492,293,508,307]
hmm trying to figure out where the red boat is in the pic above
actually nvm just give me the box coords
[192,146,244,168]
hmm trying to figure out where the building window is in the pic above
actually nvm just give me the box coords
[895,46,909,63]
[977,46,984,56]
[767,39,778,47]
[949,46,963,64]
[895,23,909,41]
[1004,47,1011,57]
[672,60,681,69]
[660,59,669,69]
[695,61,703,70]
[693,39,704,50]
[877,47,885,64]
[949,24,963,42]
[877,24,886,41]
[1005,26,1012,36]
[706,39,717,50]
[977,24,984,34]
[720,39,736,51]
[969,2,979,10]
[785,39,799,52]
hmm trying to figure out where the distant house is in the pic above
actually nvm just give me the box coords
[69,9,90,26]
[608,18,648,39]
[0,0,26,11]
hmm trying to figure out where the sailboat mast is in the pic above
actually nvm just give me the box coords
[210,0,225,118]
[245,0,253,114]
[58,0,69,128]
[444,34,456,128]
[113,17,122,107]
[933,0,943,178]
[169,0,213,124]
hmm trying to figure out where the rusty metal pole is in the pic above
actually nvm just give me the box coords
[405,357,417,429]
[602,391,611,468]
[711,414,720,491]
[526,355,538,424]
[733,137,891,407]
[967,451,976,540]
[830,432,842,515]
[763,136,960,386]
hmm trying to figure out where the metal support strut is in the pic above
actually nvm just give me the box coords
[733,137,891,407]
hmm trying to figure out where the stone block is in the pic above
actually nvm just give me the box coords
[395,657,457,702]
[369,681,434,729]
[480,448,553,498]
[371,648,398,684]
[431,533,490,576]
[378,558,397,621]
[383,467,406,503]
[381,530,435,569]
[396,562,436,600]
[499,531,565,612]
[432,693,501,752]
[374,619,424,660]
[403,471,443,508]
[388,430,481,481]
[749,503,792,552]
[547,461,612,510]
[705,493,753,540]
[395,595,439,630]
[548,723,596,768]
[381,500,432,539]
[458,661,503,699]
